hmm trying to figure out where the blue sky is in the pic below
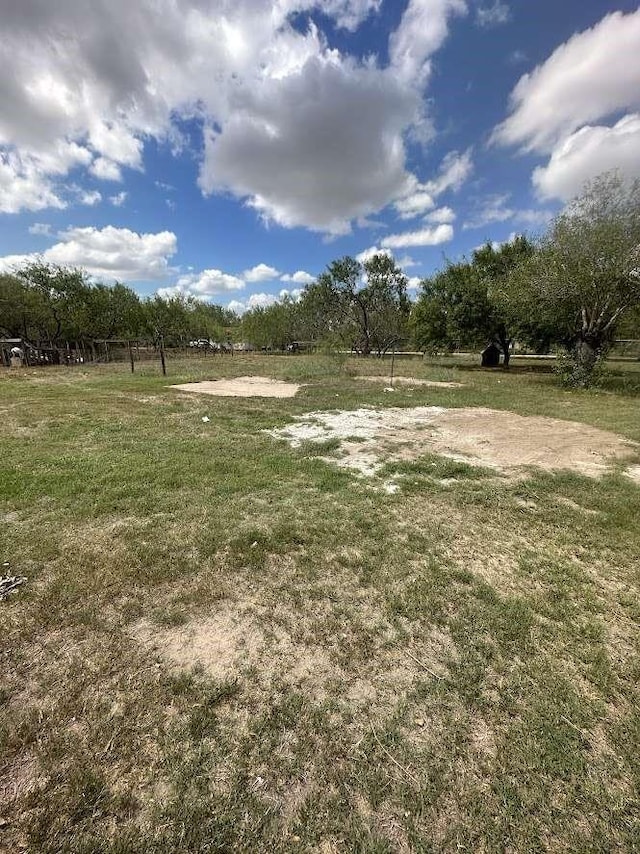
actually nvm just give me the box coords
[1,0,639,312]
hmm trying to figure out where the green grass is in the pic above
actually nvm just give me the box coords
[1,353,639,852]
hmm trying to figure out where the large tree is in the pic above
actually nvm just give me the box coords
[504,172,640,386]
[311,254,410,355]
[412,236,534,365]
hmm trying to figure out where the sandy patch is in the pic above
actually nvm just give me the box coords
[357,376,463,389]
[625,465,640,485]
[170,376,300,398]
[131,602,452,706]
[267,406,636,480]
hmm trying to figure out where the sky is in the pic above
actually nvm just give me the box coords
[1,0,639,313]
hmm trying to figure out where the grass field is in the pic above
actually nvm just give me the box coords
[1,353,640,853]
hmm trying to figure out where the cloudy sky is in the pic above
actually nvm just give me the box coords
[1,0,638,312]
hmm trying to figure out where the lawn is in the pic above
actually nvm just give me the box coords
[1,353,640,853]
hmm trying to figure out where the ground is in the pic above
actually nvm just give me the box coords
[1,353,639,853]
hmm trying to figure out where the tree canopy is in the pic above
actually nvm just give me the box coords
[411,235,534,365]
[502,172,640,385]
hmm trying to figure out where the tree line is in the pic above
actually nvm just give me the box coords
[243,171,640,386]
[0,264,238,351]
[1,171,638,385]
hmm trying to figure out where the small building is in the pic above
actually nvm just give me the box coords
[481,342,501,367]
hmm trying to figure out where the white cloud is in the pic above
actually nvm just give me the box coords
[227,300,246,315]
[381,224,453,248]
[0,153,65,213]
[463,193,553,230]
[78,189,102,206]
[199,53,418,234]
[355,245,393,264]
[407,276,422,289]
[476,2,510,28]
[320,0,382,31]
[424,206,456,223]
[397,254,419,269]
[394,191,435,220]
[175,268,245,296]
[228,292,279,314]
[28,222,52,236]
[0,254,34,274]
[0,226,178,280]
[110,191,128,206]
[0,0,465,228]
[393,149,472,221]
[280,270,315,285]
[494,10,640,153]
[243,263,280,282]
[463,193,512,229]
[533,114,640,201]
[279,288,304,301]
[425,149,473,195]
[90,158,123,182]
[389,0,468,86]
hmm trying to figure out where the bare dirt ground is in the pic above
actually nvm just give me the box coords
[132,594,452,710]
[625,464,640,484]
[356,376,463,389]
[268,405,637,479]
[170,376,300,398]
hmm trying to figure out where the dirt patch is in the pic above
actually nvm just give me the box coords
[170,376,300,398]
[625,464,640,485]
[267,406,636,480]
[357,376,463,389]
[131,601,452,708]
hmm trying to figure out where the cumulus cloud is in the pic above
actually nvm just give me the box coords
[77,189,102,206]
[381,224,453,248]
[0,0,467,229]
[280,270,315,285]
[227,292,279,314]
[0,153,66,213]
[175,268,245,296]
[0,226,177,281]
[199,54,418,234]
[90,158,123,182]
[279,288,304,301]
[110,191,128,206]
[355,245,393,264]
[476,2,510,28]
[532,114,640,201]
[494,9,640,153]
[424,206,456,223]
[243,263,280,282]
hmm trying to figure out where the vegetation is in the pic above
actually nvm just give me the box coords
[1,354,639,852]
[0,263,238,349]
[502,172,640,386]
[2,173,638,385]
[411,236,535,365]
[411,172,640,385]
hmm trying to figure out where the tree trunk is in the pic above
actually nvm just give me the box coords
[574,338,599,380]
[498,333,511,368]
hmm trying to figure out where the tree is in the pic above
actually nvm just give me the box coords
[14,262,90,345]
[411,236,534,365]
[310,254,410,355]
[504,172,640,386]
